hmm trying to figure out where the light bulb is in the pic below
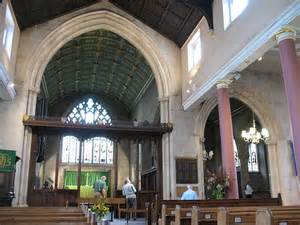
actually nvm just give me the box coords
[261,128,269,138]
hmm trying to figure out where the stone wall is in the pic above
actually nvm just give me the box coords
[0,1,180,205]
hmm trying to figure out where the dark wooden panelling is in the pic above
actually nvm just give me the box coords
[11,0,214,46]
[176,158,198,184]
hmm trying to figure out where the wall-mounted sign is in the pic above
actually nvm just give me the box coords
[0,149,16,172]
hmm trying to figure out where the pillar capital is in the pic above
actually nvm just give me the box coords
[275,27,297,43]
[216,80,232,89]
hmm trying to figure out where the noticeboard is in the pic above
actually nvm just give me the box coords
[0,149,16,172]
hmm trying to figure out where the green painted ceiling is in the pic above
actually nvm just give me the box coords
[42,30,154,111]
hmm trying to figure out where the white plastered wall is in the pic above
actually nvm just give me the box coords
[182,0,299,109]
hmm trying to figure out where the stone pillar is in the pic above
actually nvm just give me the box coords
[197,136,205,199]
[15,88,38,206]
[216,80,239,199]
[275,27,300,178]
[159,96,170,199]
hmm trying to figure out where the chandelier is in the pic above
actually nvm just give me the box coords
[241,113,269,144]
[203,149,214,161]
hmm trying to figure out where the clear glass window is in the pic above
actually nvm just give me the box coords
[223,0,248,30]
[187,30,201,71]
[2,4,15,59]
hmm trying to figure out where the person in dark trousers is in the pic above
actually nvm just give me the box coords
[122,177,137,220]
[245,181,254,198]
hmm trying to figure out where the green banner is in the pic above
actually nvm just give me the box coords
[0,149,16,172]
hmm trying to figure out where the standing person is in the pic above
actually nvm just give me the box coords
[245,181,254,198]
[181,185,198,200]
[94,176,107,198]
[122,178,137,220]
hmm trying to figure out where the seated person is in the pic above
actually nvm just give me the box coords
[181,185,198,200]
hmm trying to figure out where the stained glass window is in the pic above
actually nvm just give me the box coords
[61,98,113,164]
[233,139,259,172]
[66,98,111,125]
[233,139,241,168]
[248,143,259,172]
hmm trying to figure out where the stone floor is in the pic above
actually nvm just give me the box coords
[110,218,145,225]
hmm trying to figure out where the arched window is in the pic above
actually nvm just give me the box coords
[66,98,111,125]
[61,98,113,165]
[233,139,259,172]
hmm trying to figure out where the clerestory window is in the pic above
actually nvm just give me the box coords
[61,98,113,165]
[187,30,201,72]
[223,0,248,30]
[2,4,15,59]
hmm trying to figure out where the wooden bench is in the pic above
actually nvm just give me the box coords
[191,206,218,225]
[256,207,300,225]
[174,205,193,225]
[151,195,282,225]
[0,207,89,225]
[161,204,176,225]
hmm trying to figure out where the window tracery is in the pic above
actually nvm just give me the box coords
[61,98,113,165]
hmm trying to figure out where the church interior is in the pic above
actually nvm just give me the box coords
[0,0,300,224]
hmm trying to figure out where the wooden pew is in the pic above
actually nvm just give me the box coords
[218,207,258,225]
[191,206,218,225]
[174,205,193,225]
[256,207,300,225]
[0,207,89,225]
[161,204,176,225]
[152,195,282,225]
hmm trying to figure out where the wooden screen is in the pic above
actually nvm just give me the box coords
[176,158,198,184]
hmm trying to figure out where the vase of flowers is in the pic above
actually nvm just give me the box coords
[91,198,109,222]
[205,170,229,199]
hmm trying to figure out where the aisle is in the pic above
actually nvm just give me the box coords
[110,218,145,225]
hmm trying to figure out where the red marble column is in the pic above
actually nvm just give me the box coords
[216,81,239,199]
[276,28,300,177]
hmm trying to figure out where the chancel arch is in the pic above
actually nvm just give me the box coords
[194,85,283,199]
[15,10,176,205]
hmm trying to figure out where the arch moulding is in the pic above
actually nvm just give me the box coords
[194,85,283,142]
[15,9,174,206]
[23,10,173,115]
[193,84,283,198]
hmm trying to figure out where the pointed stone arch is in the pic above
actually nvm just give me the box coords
[194,84,283,198]
[23,10,174,115]
[16,9,175,206]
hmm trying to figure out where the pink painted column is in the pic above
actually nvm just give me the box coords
[276,28,300,177]
[216,81,239,199]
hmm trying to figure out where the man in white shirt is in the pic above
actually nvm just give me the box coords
[245,182,254,198]
[181,185,198,200]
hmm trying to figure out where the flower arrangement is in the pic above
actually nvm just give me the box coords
[205,170,229,199]
[91,198,109,219]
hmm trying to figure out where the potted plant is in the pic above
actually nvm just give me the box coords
[205,170,229,199]
[91,198,110,223]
